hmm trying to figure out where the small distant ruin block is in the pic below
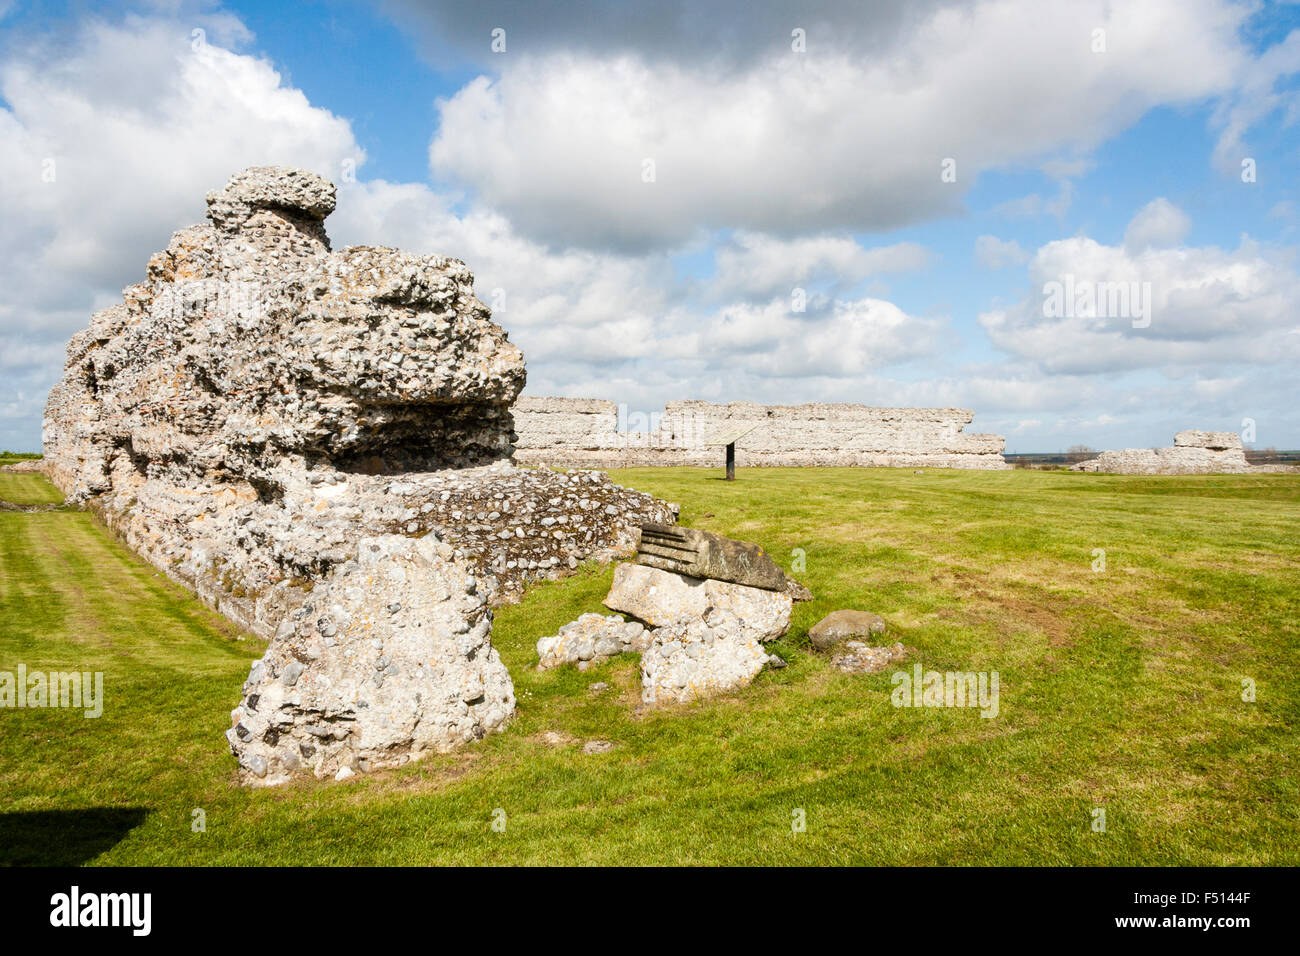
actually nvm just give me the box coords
[1074,429,1253,474]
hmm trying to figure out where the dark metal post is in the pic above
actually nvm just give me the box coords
[725,441,735,480]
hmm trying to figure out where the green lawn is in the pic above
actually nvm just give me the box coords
[1,466,1296,865]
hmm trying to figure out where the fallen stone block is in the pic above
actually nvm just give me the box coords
[808,609,887,652]
[603,562,791,641]
[536,613,652,670]
[784,578,814,602]
[636,523,789,591]
[639,608,773,705]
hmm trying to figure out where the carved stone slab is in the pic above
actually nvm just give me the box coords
[636,523,788,591]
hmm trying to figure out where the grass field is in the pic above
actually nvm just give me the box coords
[1,462,1297,865]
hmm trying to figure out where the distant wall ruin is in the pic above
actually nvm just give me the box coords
[512,397,1010,470]
[1072,429,1281,475]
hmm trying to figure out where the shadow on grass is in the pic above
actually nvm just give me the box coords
[0,808,149,866]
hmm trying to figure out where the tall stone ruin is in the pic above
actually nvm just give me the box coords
[43,166,676,785]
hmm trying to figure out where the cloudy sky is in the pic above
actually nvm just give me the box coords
[1,0,1297,453]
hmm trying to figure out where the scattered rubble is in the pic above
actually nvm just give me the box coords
[830,641,906,675]
[536,613,652,670]
[808,610,905,674]
[536,525,795,706]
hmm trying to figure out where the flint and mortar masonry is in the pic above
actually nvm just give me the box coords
[42,166,677,784]
[1072,429,1277,475]
[513,396,1010,469]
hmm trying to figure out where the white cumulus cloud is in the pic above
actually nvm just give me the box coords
[974,235,1029,269]
[429,0,1251,250]
[979,205,1300,375]
[709,233,931,301]
[1123,198,1192,252]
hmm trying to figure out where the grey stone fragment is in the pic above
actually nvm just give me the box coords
[784,578,813,602]
[808,610,887,652]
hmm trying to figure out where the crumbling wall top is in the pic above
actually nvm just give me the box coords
[205,165,337,231]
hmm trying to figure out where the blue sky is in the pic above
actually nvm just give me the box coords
[1,0,1298,453]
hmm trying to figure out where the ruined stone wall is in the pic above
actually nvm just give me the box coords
[42,167,677,785]
[513,397,1010,469]
[1073,429,1262,475]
